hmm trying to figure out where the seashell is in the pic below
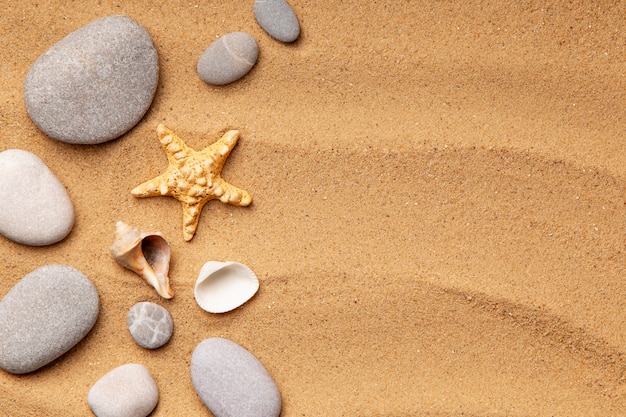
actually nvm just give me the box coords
[194,261,259,313]
[110,221,173,299]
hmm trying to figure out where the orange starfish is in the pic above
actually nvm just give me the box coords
[132,124,252,241]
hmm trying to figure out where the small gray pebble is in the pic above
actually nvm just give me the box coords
[254,0,300,43]
[127,302,173,349]
[88,364,159,417]
[197,32,259,85]
[0,265,99,374]
[0,149,74,246]
[24,15,159,144]
[191,337,281,417]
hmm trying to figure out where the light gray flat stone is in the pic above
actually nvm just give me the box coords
[24,15,159,144]
[88,363,159,417]
[0,265,99,374]
[197,32,259,85]
[0,149,74,246]
[127,302,173,349]
[190,337,281,417]
[254,0,300,42]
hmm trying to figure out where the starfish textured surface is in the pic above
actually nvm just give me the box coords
[132,124,252,241]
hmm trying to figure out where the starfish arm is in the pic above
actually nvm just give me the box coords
[199,130,241,175]
[131,173,173,197]
[213,178,252,206]
[156,124,194,167]
[180,201,205,241]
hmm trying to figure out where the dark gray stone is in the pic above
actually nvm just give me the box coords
[197,32,259,85]
[0,149,74,246]
[254,0,300,43]
[24,15,159,144]
[190,337,281,417]
[0,265,99,374]
[88,364,159,417]
[127,302,173,349]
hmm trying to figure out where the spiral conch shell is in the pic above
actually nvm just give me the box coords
[110,221,174,299]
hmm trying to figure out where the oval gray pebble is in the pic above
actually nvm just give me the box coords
[88,363,159,417]
[197,32,259,85]
[24,15,159,144]
[0,149,74,246]
[127,302,173,349]
[191,337,281,417]
[0,265,99,374]
[254,0,300,43]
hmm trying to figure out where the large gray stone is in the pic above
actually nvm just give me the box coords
[24,15,159,144]
[190,337,281,417]
[127,302,173,349]
[253,0,300,43]
[0,149,74,246]
[197,32,259,85]
[88,364,159,417]
[0,265,99,374]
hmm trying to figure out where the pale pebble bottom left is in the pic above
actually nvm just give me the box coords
[88,364,159,417]
[0,149,74,246]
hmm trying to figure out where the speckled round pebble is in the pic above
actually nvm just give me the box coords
[191,337,281,417]
[24,15,159,144]
[0,265,99,374]
[88,364,159,417]
[197,32,259,85]
[254,0,300,43]
[0,149,74,246]
[127,302,173,349]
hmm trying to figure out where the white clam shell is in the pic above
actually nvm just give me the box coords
[194,261,259,313]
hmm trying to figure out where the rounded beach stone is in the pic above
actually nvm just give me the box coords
[197,32,259,85]
[253,0,300,43]
[190,337,281,417]
[0,149,74,246]
[24,15,159,144]
[88,364,159,417]
[0,265,99,374]
[127,302,173,349]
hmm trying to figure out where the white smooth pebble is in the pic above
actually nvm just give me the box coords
[253,0,301,42]
[197,32,259,85]
[0,149,74,246]
[88,364,159,417]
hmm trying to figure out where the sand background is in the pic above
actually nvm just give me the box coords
[0,0,625,415]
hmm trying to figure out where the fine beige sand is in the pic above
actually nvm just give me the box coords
[0,1,625,416]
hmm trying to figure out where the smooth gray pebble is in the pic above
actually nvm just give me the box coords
[127,302,173,349]
[197,32,259,85]
[0,265,99,374]
[254,0,300,42]
[190,337,281,417]
[24,15,159,144]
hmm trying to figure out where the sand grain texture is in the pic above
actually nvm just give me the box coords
[0,1,624,416]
